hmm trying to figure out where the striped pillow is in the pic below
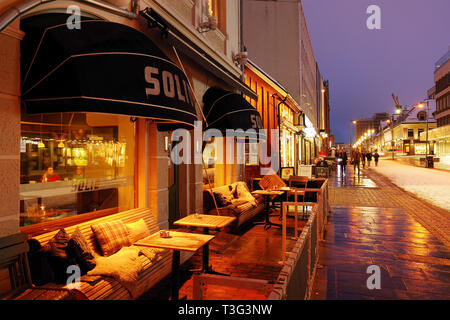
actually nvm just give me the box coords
[91,220,130,256]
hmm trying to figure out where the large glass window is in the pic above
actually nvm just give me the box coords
[20,111,135,229]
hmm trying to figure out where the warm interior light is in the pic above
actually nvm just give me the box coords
[417,103,424,108]
[352,120,356,124]
[395,108,401,114]
[38,140,45,148]
[58,141,65,148]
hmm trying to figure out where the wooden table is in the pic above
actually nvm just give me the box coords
[252,190,285,230]
[174,214,236,274]
[135,230,214,300]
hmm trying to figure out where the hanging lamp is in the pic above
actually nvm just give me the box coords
[58,112,64,148]
[38,113,45,148]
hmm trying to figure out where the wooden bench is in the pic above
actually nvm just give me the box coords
[14,208,192,300]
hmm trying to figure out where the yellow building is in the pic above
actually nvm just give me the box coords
[378,103,437,155]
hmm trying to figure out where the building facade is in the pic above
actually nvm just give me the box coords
[0,0,255,244]
[244,60,301,177]
[241,0,321,165]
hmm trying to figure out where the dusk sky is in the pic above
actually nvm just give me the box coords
[302,0,450,143]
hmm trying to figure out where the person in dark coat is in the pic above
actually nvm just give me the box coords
[353,150,361,175]
[366,152,372,167]
[341,151,348,174]
[374,151,380,166]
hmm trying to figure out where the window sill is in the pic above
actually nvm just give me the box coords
[20,207,119,237]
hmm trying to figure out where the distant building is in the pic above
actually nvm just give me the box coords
[354,113,390,146]
[428,86,436,100]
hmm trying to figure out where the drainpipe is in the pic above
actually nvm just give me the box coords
[239,0,245,182]
[0,0,137,32]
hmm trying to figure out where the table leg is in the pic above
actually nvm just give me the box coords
[202,227,210,272]
[254,195,282,229]
[202,227,229,276]
[171,250,180,300]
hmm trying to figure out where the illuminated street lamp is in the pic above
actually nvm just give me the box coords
[415,100,432,168]
[350,120,356,146]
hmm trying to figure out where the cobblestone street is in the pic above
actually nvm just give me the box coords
[312,162,450,299]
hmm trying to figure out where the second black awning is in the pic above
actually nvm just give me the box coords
[202,87,265,141]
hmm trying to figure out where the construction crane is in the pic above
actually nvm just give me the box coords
[392,93,416,123]
[392,93,402,114]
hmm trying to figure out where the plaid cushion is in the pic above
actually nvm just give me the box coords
[91,220,130,256]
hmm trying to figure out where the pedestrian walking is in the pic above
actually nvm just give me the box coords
[353,150,361,175]
[341,151,348,174]
[374,151,379,166]
[366,152,372,167]
[361,151,366,168]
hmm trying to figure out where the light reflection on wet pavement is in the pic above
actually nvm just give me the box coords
[333,164,378,188]
[313,165,450,300]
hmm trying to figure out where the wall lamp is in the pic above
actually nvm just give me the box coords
[232,49,248,66]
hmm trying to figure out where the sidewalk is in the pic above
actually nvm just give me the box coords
[312,165,450,299]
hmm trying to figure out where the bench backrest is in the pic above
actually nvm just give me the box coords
[32,208,159,256]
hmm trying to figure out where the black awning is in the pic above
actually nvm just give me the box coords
[21,15,198,131]
[202,87,265,141]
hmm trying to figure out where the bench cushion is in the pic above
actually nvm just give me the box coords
[91,220,130,256]
[40,229,75,284]
[87,246,144,296]
[66,227,96,274]
[125,219,150,244]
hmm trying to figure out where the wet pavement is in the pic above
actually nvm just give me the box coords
[312,165,450,300]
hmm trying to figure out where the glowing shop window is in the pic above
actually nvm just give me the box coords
[19,112,135,227]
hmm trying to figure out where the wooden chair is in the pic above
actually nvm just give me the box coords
[0,232,86,300]
[258,173,286,190]
[287,176,310,219]
[258,173,287,213]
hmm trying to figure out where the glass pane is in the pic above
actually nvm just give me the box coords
[20,112,135,227]
[245,142,259,165]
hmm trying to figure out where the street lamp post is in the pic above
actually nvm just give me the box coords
[390,106,402,161]
[350,120,356,148]
[390,116,395,160]
[418,100,432,168]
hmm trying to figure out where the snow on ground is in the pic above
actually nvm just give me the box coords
[370,159,450,211]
